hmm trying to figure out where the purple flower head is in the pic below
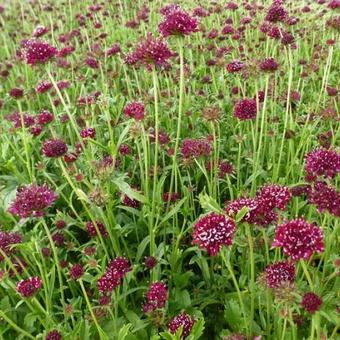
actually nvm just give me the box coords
[124,101,145,120]
[259,57,279,72]
[301,292,322,313]
[256,184,291,210]
[0,231,22,261]
[264,261,295,288]
[8,184,57,218]
[37,110,54,125]
[80,127,96,139]
[307,182,340,217]
[33,25,48,38]
[36,81,53,93]
[125,33,175,69]
[42,139,68,158]
[86,221,108,238]
[233,98,257,120]
[21,39,57,65]
[181,138,212,158]
[69,264,84,280]
[143,281,168,313]
[265,3,287,23]
[16,276,42,297]
[305,148,340,181]
[45,330,62,340]
[226,60,244,73]
[168,312,195,337]
[159,5,198,37]
[192,212,236,256]
[5,112,35,128]
[97,257,131,293]
[272,218,324,261]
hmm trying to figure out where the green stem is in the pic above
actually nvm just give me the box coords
[0,310,35,339]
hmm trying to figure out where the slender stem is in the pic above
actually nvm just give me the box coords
[301,260,314,289]
[0,310,35,339]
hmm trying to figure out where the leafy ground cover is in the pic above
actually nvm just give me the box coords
[0,1,339,339]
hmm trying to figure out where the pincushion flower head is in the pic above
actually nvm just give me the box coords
[272,218,324,261]
[125,33,175,69]
[301,292,323,314]
[255,184,291,210]
[233,99,257,120]
[123,101,145,120]
[16,276,42,297]
[0,231,22,261]
[264,261,295,288]
[8,184,57,218]
[42,139,68,158]
[20,39,57,65]
[192,212,236,256]
[168,312,195,337]
[97,257,131,293]
[142,281,168,313]
[305,148,340,181]
[181,138,212,159]
[158,4,198,37]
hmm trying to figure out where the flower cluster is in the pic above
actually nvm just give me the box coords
[20,39,57,65]
[305,148,340,181]
[123,101,145,120]
[301,292,323,314]
[158,5,198,37]
[259,57,279,72]
[264,261,295,288]
[226,60,244,73]
[0,231,22,261]
[16,276,42,297]
[42,139,68,158]
[8,184,57,218]
[125,33,175,68]
[272,218,324,261]
[85,221,108,238]
[168,312,195,337]
[192,212,236,256]
[233,98,257,120]
[69,264,84,280]
[45,330,62,340]
[97,257,131,294]
[265,3,287,23]
[143,281,168,313]
[80,127,96,139]
[181,139,212,159]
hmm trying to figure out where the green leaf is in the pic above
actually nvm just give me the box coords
[118,323,132,340]
[113,177,147,203]
[235,206,249,223]
[198,192,222,213]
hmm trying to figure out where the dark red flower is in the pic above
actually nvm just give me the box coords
[21,39,57,65]
[123,101,145,120]
[259,57,279,72]
[256,184,291,210]
[37,110,54,125]
[226,60,244,73]
[42,139,68,158]
[9,87,24,98]
[45,330,62,340]
[80,127,96,139]
[159,5,198,37]
[85,221,108,238]
[264,261,295,288]
[16,276,42,297]
[0,231,22,261]
[192,212,236,256]
[181,139,212,158]
[8,184,57,218]
[69,264,84,280]
[5,112,35,128]
[301,292,322,313]
[265,3,287,23]
[168,312,195,337]
[233,98,257,120]
[272,218,324,261]
[144,256,157,269]
[143,282,168,313]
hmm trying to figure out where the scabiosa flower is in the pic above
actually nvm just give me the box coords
[307,182,340,217]
[123,101,145,120]
[264,261,295,288]
[272,218,324,261]
[158,5,198,37]
[37,110,54,125]
[97,257,131,293]
[33,25,48,37]
[8,184,57,218]
[144,256,157,269]
[181,139,212,158]
[226,60,244,73]
[85,57,99,69]
[305,148,340,180]
[259,57,279,72]
[265,3,287,23]
[168,312,195,337]
[256,184,292,210]
[233,98,257,120]
[36,80,53,93]
[69,264,84,280]
[80,127,96,139]
[0,231,22,261]
[42,139,68,158]
[9,87,24,98]
[86,221,108,238]
[5,112,35,128]
[45,330,62,340]
[106,43,121,57]
[162,192,180,203]
[143,281,168,313]
[21,39,57,65]
[301,292,323,314]
[192,212,236,256]
[16,276,42,297]
[52,232,65,247]
[125,33,175,69]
